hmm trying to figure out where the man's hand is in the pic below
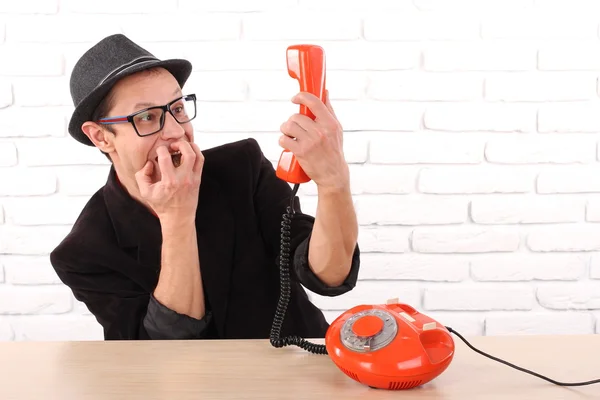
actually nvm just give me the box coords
[135,140,204,223]
[279,90,349,191]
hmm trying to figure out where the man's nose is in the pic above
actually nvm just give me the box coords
[160,111,185,139]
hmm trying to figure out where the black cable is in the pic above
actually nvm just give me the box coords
[269,183,328,355]
[446,326,600,387]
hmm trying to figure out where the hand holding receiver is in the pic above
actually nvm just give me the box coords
[276,44,327,185]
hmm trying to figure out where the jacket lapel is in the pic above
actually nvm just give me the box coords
[103,165,235,337]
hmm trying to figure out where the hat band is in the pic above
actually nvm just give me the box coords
[98,56,159,86]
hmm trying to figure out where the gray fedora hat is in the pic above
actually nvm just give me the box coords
[68,33,192,146]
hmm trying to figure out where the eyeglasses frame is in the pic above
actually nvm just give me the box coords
[97,93,197,137]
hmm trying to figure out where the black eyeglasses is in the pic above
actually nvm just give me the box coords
[98,94,197,137]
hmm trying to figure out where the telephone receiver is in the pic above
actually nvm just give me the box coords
[275,44,326,184]
[270,44,455,391]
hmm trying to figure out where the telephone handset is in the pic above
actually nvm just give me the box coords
[269,44,600,391]
[275,44,325,184]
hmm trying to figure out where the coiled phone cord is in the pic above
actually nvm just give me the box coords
[269,186,600,385]
[269,183,328,355]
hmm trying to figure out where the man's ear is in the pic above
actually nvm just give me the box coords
[81,121,116,154]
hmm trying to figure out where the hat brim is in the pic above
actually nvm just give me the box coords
[68,58,193,146]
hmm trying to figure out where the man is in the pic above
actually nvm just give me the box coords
[50,34,360,342]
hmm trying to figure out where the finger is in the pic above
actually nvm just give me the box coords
[292,92,331,121]
[280,118,309,141]
[288,113,325,141]
[169,140,195,171]
[189,141,205,175]
[279,134,300,153]
[156,145,176,181]
[135,161,154,187]
[325,90,337,119]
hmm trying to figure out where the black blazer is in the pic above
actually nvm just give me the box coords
[50,138,360,340]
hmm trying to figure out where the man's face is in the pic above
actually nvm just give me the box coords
[98,67,194,184]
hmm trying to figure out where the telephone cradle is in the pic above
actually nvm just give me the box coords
[270,43,600,391]
[325,300,455,390]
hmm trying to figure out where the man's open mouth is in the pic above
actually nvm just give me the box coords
[155,150,182,167]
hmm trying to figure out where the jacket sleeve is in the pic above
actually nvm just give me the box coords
[50,246,212,340]
[246,138,360,297]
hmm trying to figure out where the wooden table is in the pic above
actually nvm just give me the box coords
[0,335,599,399]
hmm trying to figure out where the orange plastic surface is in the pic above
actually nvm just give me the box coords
[352,315,384,337]
[325,302,455,390]
[276,44,326,184]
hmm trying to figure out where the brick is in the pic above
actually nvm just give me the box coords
[184,72,246,102]
[0,44,64,76]
[3,196,90,226]
[470,253,587,281]
[357,226,411,253]
[301,0,414,9]
[368,72,482,101]
[591,254,600,279]
[6,16,121,43]
[0,169,56,196]
[361,43,420,70]
[535,0,600,9]
[11,315,103,341]
[424,284,535,311]
[61,0,176,13]
[415,0,532,11]
[347,165,416,194]
[370,132,484,164]
[482,14,597,40]
[181,0,297,12]
[247,70,367,101]
[424,104,536,132]
[485,73,597,102]
[123,14,240,41]
[0,0,58,13]
[537,283,600,310]
[0,286,72,314]
[11,77,72,107]
[527,225,600,252]
[0,142,17,166]
[418,166,534,194]
[537,166,600,193]
[364,12,479,41]
[0,205,3,224]
[307,281,421,310]
[0,79,12,108]
[485,134,596,164]
[485,312,595,335]
[538,43,600,70]
[55,166,110,196]
[0,107,66,138]
[355,195,468,225]
[2,255,61,285]
[470,196,585,224]
[0,225,72,255]
[588,200,600,222]
[538,104,600,133]
[424,42,537,71]
[412,226,520,253]
[0,317,13,340]
[17,138,111,167]
[242,12,361,40]
[358,253,469,281]
[421,312,485,336]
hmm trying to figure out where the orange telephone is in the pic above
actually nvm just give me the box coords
[269,44,600,391]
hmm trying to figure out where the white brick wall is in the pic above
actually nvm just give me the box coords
[1,0,600,341]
